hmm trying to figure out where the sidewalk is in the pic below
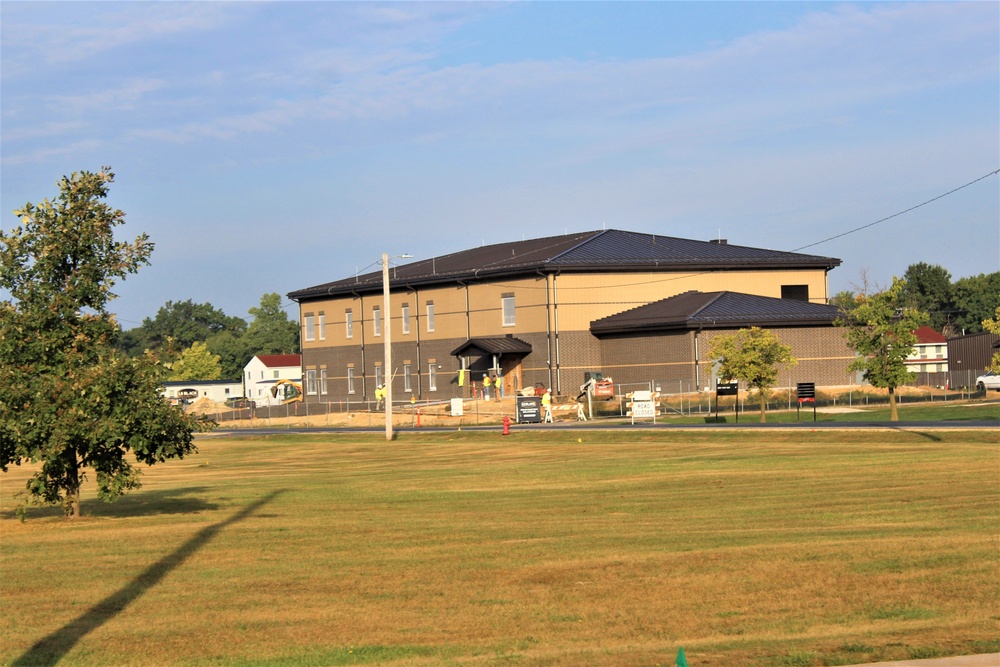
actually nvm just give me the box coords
[847,654,999,667]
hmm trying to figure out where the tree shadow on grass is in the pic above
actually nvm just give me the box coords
[0,486,220,521]
[886,427,943,442]
[11,489,285,667]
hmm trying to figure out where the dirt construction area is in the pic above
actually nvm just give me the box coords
[192,384,995,430]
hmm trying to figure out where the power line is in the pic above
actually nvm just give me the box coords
[791,169,1000,253]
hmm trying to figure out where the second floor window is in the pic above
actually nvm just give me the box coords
[304,314,315,341]
[402,304,410,335]
[373,306,381,336]
[502,294,515,327]
[346,309,353,339]
[426,302,435,332]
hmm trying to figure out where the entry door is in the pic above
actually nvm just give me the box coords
[501,357,523,396]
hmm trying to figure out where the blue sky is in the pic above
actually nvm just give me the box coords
[2,1,997,329]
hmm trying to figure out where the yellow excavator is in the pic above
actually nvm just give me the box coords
[270,379,303,404]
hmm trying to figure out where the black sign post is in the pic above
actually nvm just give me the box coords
[715,381,739,423]
[796,382,816,422]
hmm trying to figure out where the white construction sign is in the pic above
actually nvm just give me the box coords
[627,390,659,424]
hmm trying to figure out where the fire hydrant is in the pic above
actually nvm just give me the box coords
[502,415,511,436]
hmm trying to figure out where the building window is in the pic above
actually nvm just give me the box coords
[781,285,809,302]
[347,368,355,394]
[306,369,317,395]
[375,366,383,387]
[502,294,515,327]
[320,368,327,396]
[304,314,315,341]
[402,304,410,335]
[428,363,437,391]
[318,313,325,341]
[273,370,279,379]
[346,309,353,339]
[373,306,381,336]
[403,364,412,392]
[426,302,435,332]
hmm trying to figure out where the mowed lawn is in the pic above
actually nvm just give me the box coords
[2,430,998,667]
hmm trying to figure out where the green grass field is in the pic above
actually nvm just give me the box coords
[2,429,998,666]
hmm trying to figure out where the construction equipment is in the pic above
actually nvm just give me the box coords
[579,373,615,400]
[270,379,303,404]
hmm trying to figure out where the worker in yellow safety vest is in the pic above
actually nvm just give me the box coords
[375,384,385,411]
[482,374,491,400]
[542,388,553,423]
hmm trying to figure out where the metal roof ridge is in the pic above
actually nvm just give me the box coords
[688,291,727,320]
[544,229,612,265]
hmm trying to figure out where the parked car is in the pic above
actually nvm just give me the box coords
[975,371,1000,392]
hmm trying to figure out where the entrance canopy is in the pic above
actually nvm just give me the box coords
[451,336,532,358]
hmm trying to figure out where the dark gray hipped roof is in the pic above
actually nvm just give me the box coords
[450,336,533,357]
[590,291,843,335]
[288,229,841,301]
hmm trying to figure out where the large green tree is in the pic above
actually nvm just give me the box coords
[983,307,1000,373]
[119,299,246,361]
[829,290,861,314]
[900,262,953,332]
[169,341,223,381]
[705,327,798,423]
[243,292,299,355]
[951,272,1000,335]
[840,277,928,422]
[0,168,209,519]
[204,329,249,380]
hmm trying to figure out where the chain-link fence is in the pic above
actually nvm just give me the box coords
[202,368,996,428]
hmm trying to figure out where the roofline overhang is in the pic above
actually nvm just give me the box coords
[591,317,840,336]
[290,260,842,303]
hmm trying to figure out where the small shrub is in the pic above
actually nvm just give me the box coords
[907,646,946,659]
[782,651,819,666]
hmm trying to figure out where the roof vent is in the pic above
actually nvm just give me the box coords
[709,239,728,245]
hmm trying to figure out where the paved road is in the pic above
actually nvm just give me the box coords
[847,654,999,667]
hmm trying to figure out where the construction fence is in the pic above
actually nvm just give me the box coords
[201,370,995,428]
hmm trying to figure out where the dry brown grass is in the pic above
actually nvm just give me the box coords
[2,430,998,666]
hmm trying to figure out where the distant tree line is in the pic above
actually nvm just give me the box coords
[830,263,1000,336]
[117,293,299,381]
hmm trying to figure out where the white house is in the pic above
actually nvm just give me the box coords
[162,380,243,405]
[906,326,949,374]
[244,354,302,406]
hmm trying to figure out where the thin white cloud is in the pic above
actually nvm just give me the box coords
[48,78,167,114]
[0,120,88,143]
[0,3,240,72]
[104,1,995,153]
[2,139,101,166]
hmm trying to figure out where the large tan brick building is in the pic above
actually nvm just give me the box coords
[287,229,845,403]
